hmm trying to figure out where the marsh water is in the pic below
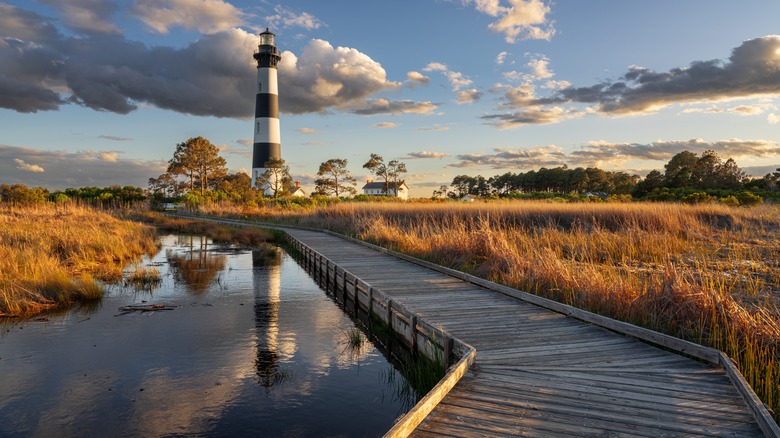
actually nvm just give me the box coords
[0,235,417,437]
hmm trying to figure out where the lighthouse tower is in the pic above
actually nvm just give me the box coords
[251,28,282,194]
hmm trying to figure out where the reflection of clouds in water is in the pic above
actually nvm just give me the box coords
[130,363,255,437]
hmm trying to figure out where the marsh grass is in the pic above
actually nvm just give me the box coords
[236,200,780,419]
[0,203,158,317]
[125,265,162,290]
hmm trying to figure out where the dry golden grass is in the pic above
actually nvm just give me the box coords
[223,200,780,417]
[0,203,158,316]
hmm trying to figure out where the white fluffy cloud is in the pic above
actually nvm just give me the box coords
[405,151,450,159]
[279,39,401,114]
[465,0,555,43]
[266,4,322,30]
[131,0,245,34]
[406,71,430,89]
[423,62,480,104]
[14,158,45,173]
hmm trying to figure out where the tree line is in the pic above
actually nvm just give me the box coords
[440,150,779,203]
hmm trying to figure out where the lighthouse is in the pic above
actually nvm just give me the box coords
[251,28,282,194]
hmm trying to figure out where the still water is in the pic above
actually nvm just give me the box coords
[0,235,416,437]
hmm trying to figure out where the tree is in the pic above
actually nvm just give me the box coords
[314,158,356,197]
[167,136,227,195]
[363,154,407,196]
[450,175,473,198]
[148,173,181,198]
[432,185,449,199]
[257,158,293,198]
[664,151,699,188]
[216,172,253,202]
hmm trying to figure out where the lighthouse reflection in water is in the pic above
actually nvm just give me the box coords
[0,235,413,437]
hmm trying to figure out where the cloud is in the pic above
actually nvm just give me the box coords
[0,6,398,118]
[405,151,450,159]
[743,164,780,177]
[482,106,578,129]
[680,103,774,116]
[768,113,779,124]
[567,138,780,167]
[235,139,252,146]
[416,124,450,131]
[406,71,430,89]
[548,35,780,115]
[351,98,437,115]
[423,62,480,104]
[527,54,553,79]
[373,122,398,128]
[279,39,401,114]
[448,145,566,169]
[496,51,508,65]
[99,135,132,141]
[1,144,166,189]
[14,158,45,173]
[39,0,121,35]
[465,0,555,43]
[266,5,322,30]
[131,0,245,34]
[297,127,320,134]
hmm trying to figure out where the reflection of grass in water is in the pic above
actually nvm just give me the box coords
[380,348,446,412]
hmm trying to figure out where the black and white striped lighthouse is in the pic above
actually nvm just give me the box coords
[251,28,282,193]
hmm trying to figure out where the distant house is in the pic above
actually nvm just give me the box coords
[460,194,476,202]
[585,191,609,199]
[289,180,306,197]
[362,180,410,200]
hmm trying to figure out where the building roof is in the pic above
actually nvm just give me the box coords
[362,181,408,190]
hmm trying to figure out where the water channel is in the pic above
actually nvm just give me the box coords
[0,234,418,437]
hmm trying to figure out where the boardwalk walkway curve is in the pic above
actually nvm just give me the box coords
[171,214,778,437]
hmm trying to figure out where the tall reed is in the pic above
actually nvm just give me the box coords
[281,201,780,418]
[0,203,158,316]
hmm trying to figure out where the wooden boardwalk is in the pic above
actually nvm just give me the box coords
[174,215,778,437]
[282,227,774,437]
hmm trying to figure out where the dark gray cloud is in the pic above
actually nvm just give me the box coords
[99,135,132,141]
[743,164,780,177]
[39,0,121,35]
[481,107,571,128]
[0,4,401,118]
[446,138,780,170]
[448,145,566,169]
[568,138,780,166]
[0,144,166,189]
[511,35,780,115]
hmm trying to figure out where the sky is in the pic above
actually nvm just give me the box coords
[1,0,779,198]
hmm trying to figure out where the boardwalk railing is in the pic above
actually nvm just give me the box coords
[168,213,780,437]
[285,234,477,438]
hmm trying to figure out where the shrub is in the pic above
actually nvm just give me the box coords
[736,191,763,207]
[719,196,740,207]
[681,192,716,204]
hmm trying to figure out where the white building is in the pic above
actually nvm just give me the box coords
[361,180,410,200]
